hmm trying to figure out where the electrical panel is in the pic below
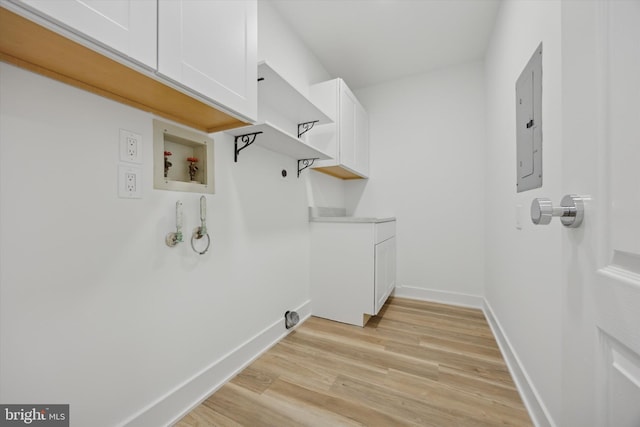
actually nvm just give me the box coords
[516,43,543,192]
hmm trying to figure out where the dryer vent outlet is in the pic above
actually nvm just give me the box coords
[284,311,299,329]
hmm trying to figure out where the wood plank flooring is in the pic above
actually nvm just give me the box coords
[175,297,532,426]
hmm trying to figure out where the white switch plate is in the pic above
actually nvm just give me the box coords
[515,204,524,230]
[119,129,142,164]
[118,165,142,199]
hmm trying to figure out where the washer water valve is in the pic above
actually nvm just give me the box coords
[166,201,183,247]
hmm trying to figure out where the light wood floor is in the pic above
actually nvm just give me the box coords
[176,297,532,426]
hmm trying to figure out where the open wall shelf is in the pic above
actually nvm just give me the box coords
[257,61,333,126]
[225,61,333,170]
[226,121,331,161]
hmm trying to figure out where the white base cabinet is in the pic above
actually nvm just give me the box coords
[310,220,396,327]
[375,235,396,314]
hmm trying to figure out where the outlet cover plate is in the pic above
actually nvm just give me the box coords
[120,129,142,164]
[118,165,142,199]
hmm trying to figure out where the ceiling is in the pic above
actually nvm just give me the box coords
[270,0,501,90]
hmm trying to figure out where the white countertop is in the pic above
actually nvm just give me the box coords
[310,216,396,224]
[308,207,395,224]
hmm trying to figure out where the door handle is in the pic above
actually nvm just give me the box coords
[531,194,584,228]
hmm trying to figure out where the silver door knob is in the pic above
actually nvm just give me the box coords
[531,194,584,228]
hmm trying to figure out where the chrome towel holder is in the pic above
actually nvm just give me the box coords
[191,196,211,255]
[166,196,211,254]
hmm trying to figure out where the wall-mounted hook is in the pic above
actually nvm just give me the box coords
[166,201,183,247]
[191,195,211,255]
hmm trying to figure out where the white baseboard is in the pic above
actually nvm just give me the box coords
[122,300,312,427]
[482,299,555,427]
[393,285,483,309]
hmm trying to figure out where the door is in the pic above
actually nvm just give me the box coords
[561,1,640,426]
[17,0,156,68]
[158,0,257,121]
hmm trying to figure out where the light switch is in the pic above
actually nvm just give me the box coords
[516,43,543,193]
[515,204,523,230]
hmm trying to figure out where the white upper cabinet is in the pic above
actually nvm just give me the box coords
[16,0,157,68]
[309,78,369,179]
[158,0,257,122]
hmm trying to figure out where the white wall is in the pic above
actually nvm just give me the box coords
[483,1,563,425]
[348,62,486,304]
[258,0,328,96]
[0,63,305,426]
[0,3,333,425]
[257,1,346,209]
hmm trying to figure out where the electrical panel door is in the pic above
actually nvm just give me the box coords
[516,43,543,192]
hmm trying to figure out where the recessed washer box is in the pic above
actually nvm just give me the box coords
[516,43,543,193]
[153,119,215,194]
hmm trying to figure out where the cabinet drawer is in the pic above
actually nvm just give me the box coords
[375,221,396,244]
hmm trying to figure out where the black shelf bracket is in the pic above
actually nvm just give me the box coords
[297,158,319,178]
[234,131,263,162]
[297,120,319,138]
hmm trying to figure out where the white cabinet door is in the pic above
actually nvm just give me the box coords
[355,100,370,177]
[158,0,257,121]
[339,84,357,171]
[374,237,396,314]
[18,0,157,68]
[338,80,369,176]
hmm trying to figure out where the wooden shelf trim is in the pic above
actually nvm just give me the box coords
[314,165,366,180]
[0,7,248,133]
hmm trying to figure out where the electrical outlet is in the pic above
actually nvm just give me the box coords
[118,165,142,199]
[126,137,137,158]
[126,172,137,192]
[119,129,142,164]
